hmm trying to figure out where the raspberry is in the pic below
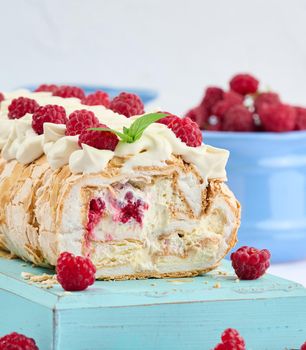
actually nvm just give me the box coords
[254,92,280,114]
[79,123,119,151]
[185,107,209,130]
[259,104,297,132]
[110,92,144,117]
[230,73,259,95]
[295,107,306,130]
[56,251,96,291]
[224,91,244,105]
[118,191,149,224]
[34,84,58,93]
[301,342,306,350]
[8,97,39,119]
[0,92,4,103]
[204,115,223,131]
[200,87,224,114]
[53,85,85,100]
[223,105,255,132]
[82,91,110,108]
[159,115,202,147]
[66,109,100,136]
[231,246,271,280]
[0,332,38,350]
[32,105,67,135]
[213,328,246,350]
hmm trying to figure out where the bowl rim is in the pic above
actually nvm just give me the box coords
[202,130,306,141]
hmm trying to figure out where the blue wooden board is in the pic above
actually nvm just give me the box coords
[0,255,306,349]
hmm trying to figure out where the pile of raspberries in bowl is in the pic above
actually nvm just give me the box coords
[185,73,306,132]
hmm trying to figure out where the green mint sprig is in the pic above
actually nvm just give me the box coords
[89,112,168,143]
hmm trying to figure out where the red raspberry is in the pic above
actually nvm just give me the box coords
[79,123,119,151]
[32,105,67,135]
[200,87,224,114]
[231,246,271,280]
[82,91,110,108]
[8,97,39,119]
[66,109,100,136]
[53,85,85,100]
[259,104,297,132]
[34,84,58,93]
[0,332,38,350]
[223,105,255,132]
[159,115,202,147]
[214,328,245,350]
[254,92,280,111]
[295,107,306,130]
[224,91,244,105]
[0,92,4,103]
[213,328,246,350]
[204,115,223,131]
[56,251,96,291]
[110,92,144,117]
[185,106,212,130]
[301,342,306,350]
[230,73,259,95]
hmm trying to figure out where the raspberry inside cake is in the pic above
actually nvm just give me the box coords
[0,88,240,279]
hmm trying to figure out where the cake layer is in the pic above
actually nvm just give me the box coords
[0,154,240,279]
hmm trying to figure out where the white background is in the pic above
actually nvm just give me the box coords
[0,0,306,285]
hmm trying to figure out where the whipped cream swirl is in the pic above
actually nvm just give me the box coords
[0,90,229,183]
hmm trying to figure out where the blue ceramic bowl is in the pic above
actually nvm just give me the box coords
[25,84,157,105]
[204,130,306,263]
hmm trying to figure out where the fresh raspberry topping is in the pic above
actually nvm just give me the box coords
[214,328,246,350]
[254,92,280,114]
[82,91,110,108]
[231,246,271,280]
[301,342,306,350]
[223,105,255,132]
[66,109,100,136]
[230,73,259,95]
[0,92,4,103]
[32,105,67,135]
[56,252,96,291]
[159,115,202,147]
[34,84,58,93]
[200,87,224,114]
[53,85,85,100]
[259,104,297,132]
[110,92,144,117]
[118,191,149,224]
[79,123,119,151]
[0,332,38,350]
[295,107,306,130]
[185,107,209,130]
[8,97,39,119]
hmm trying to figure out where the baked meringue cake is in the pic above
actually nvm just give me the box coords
[0,88,240,280]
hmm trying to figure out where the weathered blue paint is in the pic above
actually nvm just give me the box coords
[0,257,306,349]
[203,130,306,263]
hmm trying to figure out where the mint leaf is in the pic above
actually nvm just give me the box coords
[128,113,168,142]
[88,112,168,144]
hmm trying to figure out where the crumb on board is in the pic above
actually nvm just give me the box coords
[150,283,156,287]
[213,282,221,289]
[21,272,58,289]
[235,278,240,283]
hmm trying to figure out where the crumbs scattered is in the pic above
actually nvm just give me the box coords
[21,272,58,289]
[217,271,228,276]
[203,281,208,284]
[235,278,240,283]
[167,278,193,284]
[150,283,156,287]
[213,282,221,289]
